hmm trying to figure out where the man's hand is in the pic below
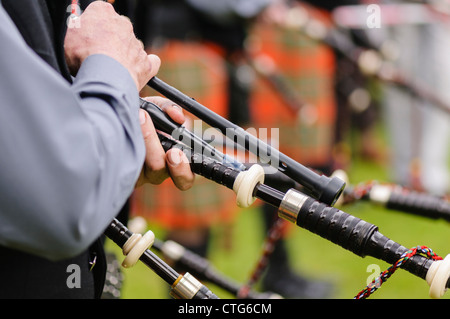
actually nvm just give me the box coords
[135,97,195,191]
[64,1,158,91]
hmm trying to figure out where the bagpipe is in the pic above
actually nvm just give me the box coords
[103,76,449,299]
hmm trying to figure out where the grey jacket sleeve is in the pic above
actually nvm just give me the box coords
[0,6,145,260]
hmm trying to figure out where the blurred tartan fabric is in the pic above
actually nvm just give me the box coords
[249,4,337,171]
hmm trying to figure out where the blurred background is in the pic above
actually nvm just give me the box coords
[103,0,449,299]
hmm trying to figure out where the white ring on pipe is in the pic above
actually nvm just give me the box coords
[426,254,450,299]
[122,233,141,256]
[233,164,265,208]
[122,230,155,268]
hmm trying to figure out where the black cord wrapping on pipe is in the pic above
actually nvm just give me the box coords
[386,190,450,222]
[159,133,239,190]
[296,197,438,282]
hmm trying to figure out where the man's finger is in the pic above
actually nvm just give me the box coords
[148,54,161,80]
[166,148,195,191]
[139,109,169,184]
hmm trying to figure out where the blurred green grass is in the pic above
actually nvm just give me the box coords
[104,154,449,299]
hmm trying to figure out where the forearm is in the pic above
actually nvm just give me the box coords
[0,8,145,260]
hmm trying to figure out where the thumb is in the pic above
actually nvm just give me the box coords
[148,54,161,79]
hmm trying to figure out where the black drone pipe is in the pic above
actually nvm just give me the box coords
[355,184,450,223]
[146,78,346,206]
[104,218,219,299]
[157,133,450,296]
[152,238,280,299]
[341,180,450,223]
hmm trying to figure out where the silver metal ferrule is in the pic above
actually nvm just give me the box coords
[170,272,203,299]
[278,189,309,224]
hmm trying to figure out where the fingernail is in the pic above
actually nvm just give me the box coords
[172,104,182,111]
[167,150,182,167]
[139,110,146,124]
[172,104,184,116]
